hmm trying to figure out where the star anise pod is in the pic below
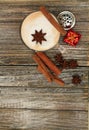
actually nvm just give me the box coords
[54,53,64,66]
[63,60,70,69]
[54,53,78,70]
[69,59,78,69]
[72,74,81,85]
[31,29,47,44]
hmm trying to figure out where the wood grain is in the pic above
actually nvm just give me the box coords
[0,87,88,110]
[0,1,89,130]
[0,109,88,130]
[0,66,88,87]
[1,0,89,5]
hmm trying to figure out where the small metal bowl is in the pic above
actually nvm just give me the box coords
[57,11,75,30]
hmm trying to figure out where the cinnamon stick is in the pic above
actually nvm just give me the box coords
[38,65,64,86]
[53,76,64,86]
[37,65,52,82]
[36,52,61,76]
[33,54,53,82]
[33,53,64,86]
[40,6,67,36]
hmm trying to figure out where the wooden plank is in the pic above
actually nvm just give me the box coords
[88,103,89,130]
[0,48,88,66]
[0,0,89,6]
[0,109,88,130]
[0,3,89,22]
[0,42,88,66]
[0,87,88,110]
[0,66,88,88]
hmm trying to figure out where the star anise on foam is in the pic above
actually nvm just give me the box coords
[31,29,47,44]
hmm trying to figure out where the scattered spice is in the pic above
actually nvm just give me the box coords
[63,60,70,69]
[54,53,81,84]
[54,53,64,65]
[54,53,78,69]
[69,59,78,69]
[63,60,78,69]
[72,74,81,85]
[64,30,81,46]
[31,29,47,44]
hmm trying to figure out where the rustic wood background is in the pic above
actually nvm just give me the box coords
[0,0,89,130]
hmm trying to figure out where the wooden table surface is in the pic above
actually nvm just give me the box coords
[0,0,89,130]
